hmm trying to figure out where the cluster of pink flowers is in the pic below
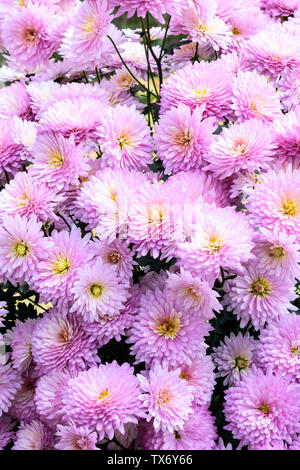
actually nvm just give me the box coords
[0,0,299,452]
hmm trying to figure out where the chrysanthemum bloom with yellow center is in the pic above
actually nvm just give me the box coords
[31,309,99,376]
[224,367,300,449]
[246,165,300,241]
[212,332,257,386]
[0,214,53,287]
[178,356,216,406]
[252,226,300,280]
[205,118,275,179]
[177,205,255,284]
[254,314,300,383]
[62,361,147,441]
[232,69,282,123]
[154,103,217,174]
[126,289,211,368]
[70,258,129,323]
[138,363,194,433]
[223,264,297,330]
[30,227,92,309]
[96,104,153,171]
[28,133,90,192]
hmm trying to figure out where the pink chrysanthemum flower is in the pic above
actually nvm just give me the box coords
[278,67,300,110]
[126,289,211,368]
[62,361,146,440]
[109,0,168,23]
[8,318,37,375]
[138,363,194,433]
[177,205,254,283]
[101,65,142,108]
[242,23,300,79]
[31,309,98,376]
[223,264,297,330]
[90,238,137,283]
[30,227,91,308]
[177,356,216,406]
[0,214,52,286]
[0,172,61,223]
[0,81,31,120]
[12,419,53,450]
[154,104,217,174]
[34,370,72,426]
[59,0,113,63]
[232,70,282,123]
[246,165,300,240]
[70,259,129,322]
[1,2,58,69]
[212,332,257,386]
[0,362,21,416]
[12,116,37,161]
[55,423,98,450]
[271,107,300,162]
[28,133,90,191]
[96,104,153,171]
[0,415,15,450]
[39,96,106,144]
[252,227,300,280]
[166,269,222,320]
[223,367,300,449]
[254,314,300,383]
[260,0,300,18]
[170,1,232,51]
[9,374,37,424]
[205,118,275,179]
[162,405,217,450]
[160,61,234,120]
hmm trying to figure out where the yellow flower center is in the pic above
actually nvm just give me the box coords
[59,329,71,344]
[98,388,109,400]
[282,200,297,216]
[109,251,121,264]
[258,403,270,415]
[25,28,37,42]
[195,88,207,98]
[291,346,300,356]
[89,283,103,298]
[207,235,223,253]
[49,150,64,168]
[174,129,193,147]
[158,391,170,405]
[269,246,284,258]
[82,14,97,37]
[235,356,249,371]
[14,241,29,257]
[156,316,181,339]
[179,371,189,380]
[117,134,132,150]
[250,277,271,298]
[53,257,71,275]
[232,27,241,35]
[186,287,200,299]
[250,100,257,111]
[198,23,208,33]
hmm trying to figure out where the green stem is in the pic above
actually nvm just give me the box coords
[145,12,163,88]
[82,70,89,83]
[159,15,171,60]
[57,212,72,231]
[140,18,159,98]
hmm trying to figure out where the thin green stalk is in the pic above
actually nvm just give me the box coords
[140,18,159,98]
[145,12,163,88]
[159,14,171,60]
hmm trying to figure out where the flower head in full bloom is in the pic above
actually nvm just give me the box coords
[0,172,61,223]
[160,60,234,120]
[70,259,129,323]
[271,106,300,162]
[224,367,300,449]
[1,2,58,69]
[62,362,146,440]
[212,332,257,386]
[177,356,216,406]
[55,423,98,450]
[28,133,90,191]
[161,404,217,450]
[127,289,211,368]
[254,314,300,383]
[177,205,254,283]
[205,118,275,179]
[223,264,297,330]
[154,104,217,174]
[0,214,52,286]
[96,104,153,171]
[0,81,31,120]
[108,0,168,23]
[31,309,98,376]
[138,363,194,433]
[251,227,300,280]
[12,419,53,450]
[30,227,91,308]
[232,70,282,123]
[166,269,222,320]
[246,165,300,241]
